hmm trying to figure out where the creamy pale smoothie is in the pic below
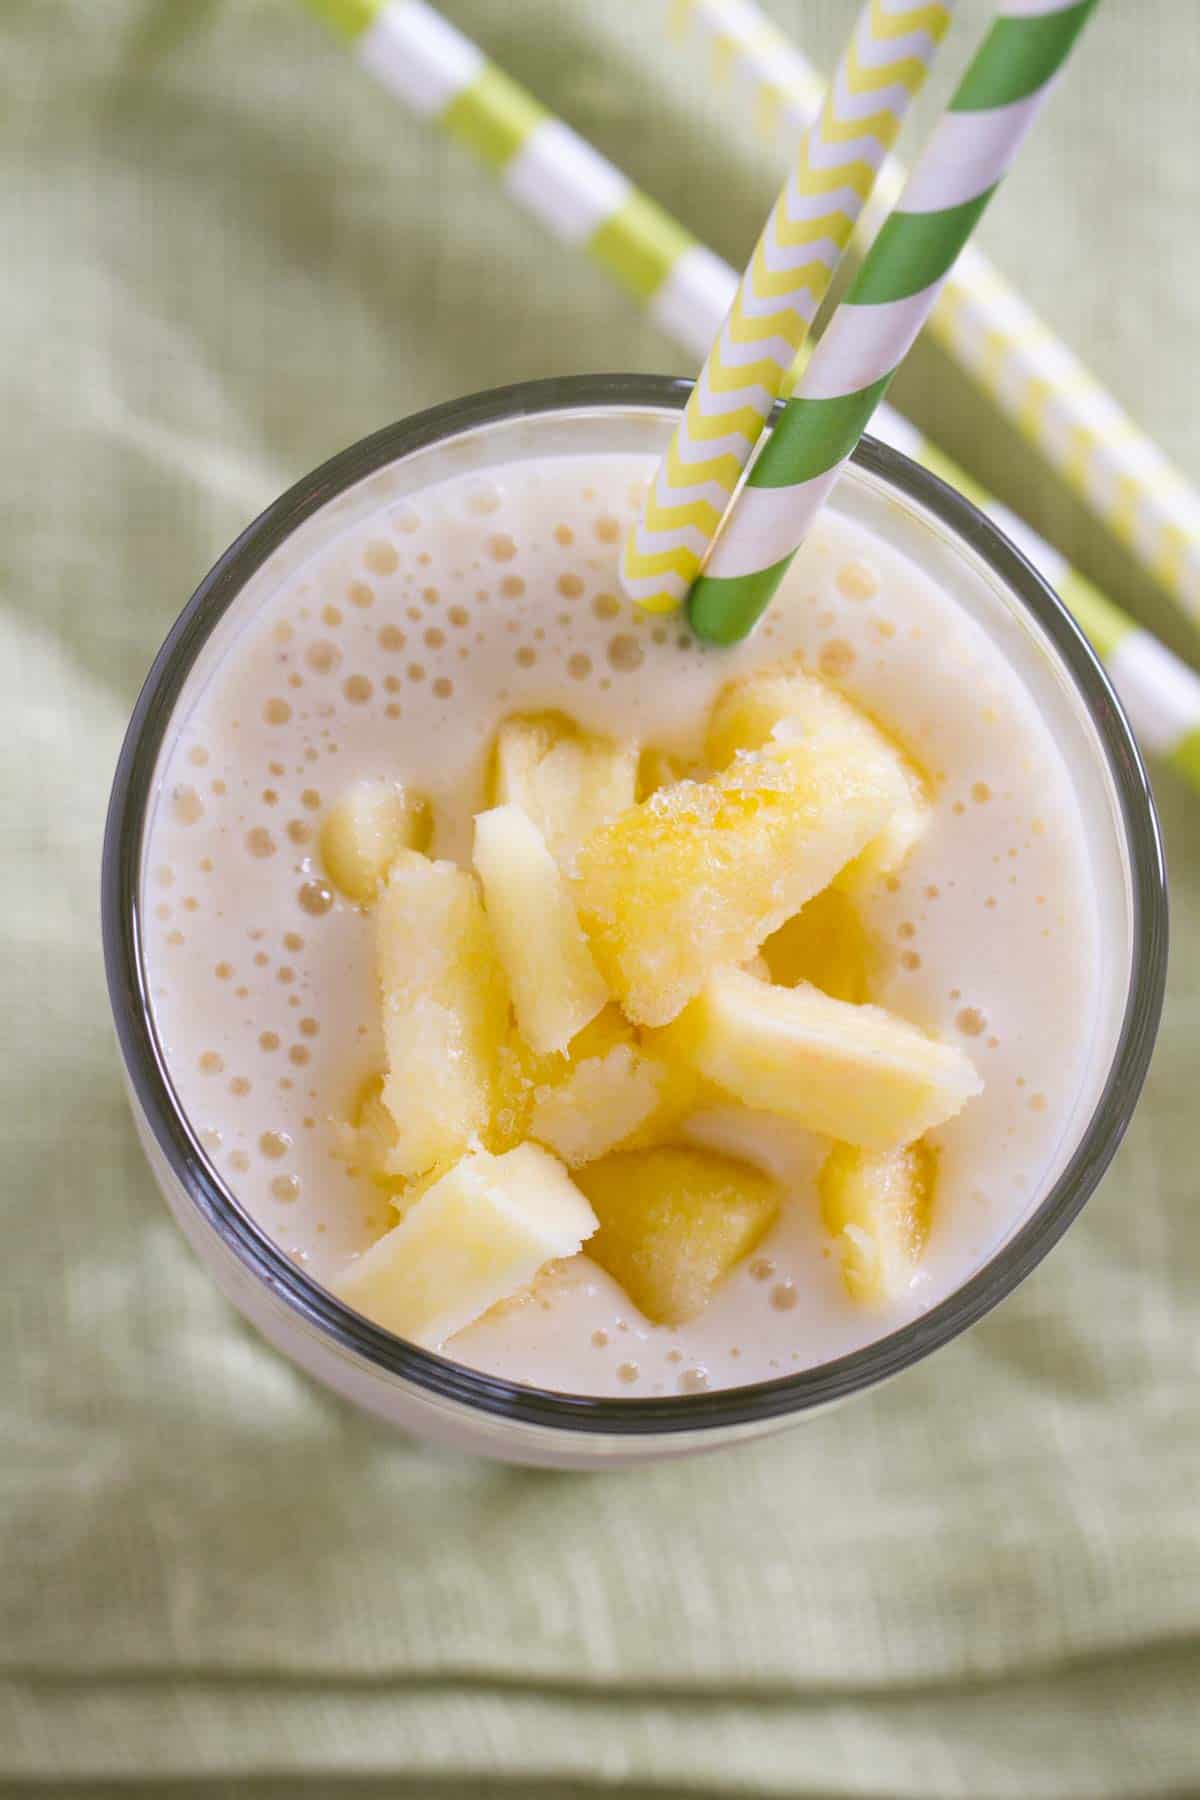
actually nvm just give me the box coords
[142,449,1099,1398]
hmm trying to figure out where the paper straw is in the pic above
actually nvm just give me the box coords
[295,0,1200,791]
[688,0,1100,644]
[300,0,732,358]
[671,0,1200,625]
[619,0,954,614]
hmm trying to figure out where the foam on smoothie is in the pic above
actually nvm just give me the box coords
[142,452,1100,1396]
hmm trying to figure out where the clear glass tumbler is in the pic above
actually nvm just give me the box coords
[102,376,1167,1468]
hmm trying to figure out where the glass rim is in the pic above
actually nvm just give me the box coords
[102,373,1168,1438]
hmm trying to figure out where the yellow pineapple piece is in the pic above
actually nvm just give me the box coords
[485,1006,633,1154]
[336,1142,597,1348]
[662,967,981,1149]
[705,670,929,891]
[574,1146,780,1326]
[376,850,508,1178]
[489,710,638,870]
[819,1139,936,1304]
[335,1073,403,1188]
[760,886,872,1003]
[473,804,608,1055]
[529,1042,665,1167]
[573,732,908,1026]
[320,778,430,905]
[488,1025,562,1153]
[636,745,697,801]
[334,1077,453,1217]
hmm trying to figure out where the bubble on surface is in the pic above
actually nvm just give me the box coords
[364,541,398,575]
[298,880,333,916]
[172,785,204,825]
[836,560,878,600]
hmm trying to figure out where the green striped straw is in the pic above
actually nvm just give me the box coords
[688,0,1101,643]
[295,0,1200,791]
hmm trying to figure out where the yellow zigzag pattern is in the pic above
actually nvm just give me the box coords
[624,0,951,606]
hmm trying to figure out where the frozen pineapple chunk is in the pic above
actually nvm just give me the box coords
[489,711,638,870]
[336,1142,597,1348]
[488,1024,563,1154]
[760,886,872,1003]
[819,1139,935,1304]
[636,745,696,801]
[320,778,430,905]
[336,1072,403,1189]
[705,670,929,891]
[473,804,608,1055]
[376,850,508,1178]
[530,1043,666,1166]
[335,1077,454,1216]
[573,733,907,1026]
[486,1007,634,1154]
[662,967,981,1150]
[574,1146,780,1326]
[528,1015,706,1165]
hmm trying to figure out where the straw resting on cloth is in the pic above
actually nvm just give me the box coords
[619,0,953,613]
[5,2,1200,1793]
[303,0,734,355]
[688,0,1099,642]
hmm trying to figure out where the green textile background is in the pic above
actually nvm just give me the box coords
[2,3,1197,1793]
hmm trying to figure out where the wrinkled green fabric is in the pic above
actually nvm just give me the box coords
[3,3,1197,1794]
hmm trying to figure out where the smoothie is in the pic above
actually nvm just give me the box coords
[141,449,1100,1398]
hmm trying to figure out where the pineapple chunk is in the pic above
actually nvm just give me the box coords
[376,850,508,1178]
[760,886,872,1003]
[334,1077,454,1217]
[636,745,696,800]
[488,1025,563,1153]
[473,804,608,1055]
[336,1073,403,1189]
[819,1139,936,1304]
[574,1146,780,1326]
[320,778,430,905]
[489,711,637,870]
[530,1043,666,1167]
[486,1007,634,1154]
[573,734,908,1026]
[336,1142,597,1348]
[662,967,981,1149]
[705,670,929,890]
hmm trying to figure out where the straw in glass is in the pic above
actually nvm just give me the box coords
[671,0,1200,625]
[295,0,1200,792]
[619,0,954,614]
[688,0,1100,643]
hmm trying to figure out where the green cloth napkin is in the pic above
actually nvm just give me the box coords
[3,3,1198,1793]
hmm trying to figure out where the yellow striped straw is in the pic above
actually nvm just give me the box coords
[621,0,954,614]
[668,0,1200,625]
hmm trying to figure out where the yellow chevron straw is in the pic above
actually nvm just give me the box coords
[621,0,953,614]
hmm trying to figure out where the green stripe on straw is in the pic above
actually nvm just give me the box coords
[851,191,993,304]
[953,1,1095,108]
[753,379,891,487]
